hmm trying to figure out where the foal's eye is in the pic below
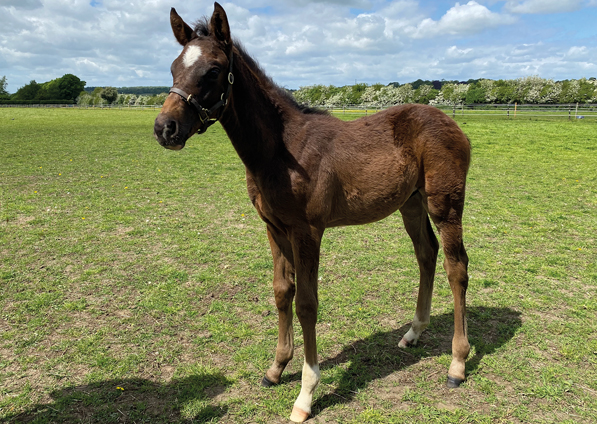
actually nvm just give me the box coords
[206,68,220,80]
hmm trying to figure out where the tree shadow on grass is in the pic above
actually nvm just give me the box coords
[309,306,522,415]
[4,370,232,423]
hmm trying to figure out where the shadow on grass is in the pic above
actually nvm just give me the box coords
[3,370,232,423]
[4,307,520,423]
[310,306,522,414]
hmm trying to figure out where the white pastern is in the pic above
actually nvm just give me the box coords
[293,362,320,417]
[183,45,203,68]
[399,316,429,347]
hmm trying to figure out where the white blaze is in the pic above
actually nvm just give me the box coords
[183,45,202,68]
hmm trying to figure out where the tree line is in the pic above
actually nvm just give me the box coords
[0,75,85,104]
[3,75,597,107]
[77,87,167,106]
[85,86,170,96]
[0,76,168,106]
[293,76,597,107]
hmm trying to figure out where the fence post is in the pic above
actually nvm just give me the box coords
[514,102,517,118]
[575,102,579,119]
[507,104,510,118]
[569,105,571,121]
[452,104,455,118]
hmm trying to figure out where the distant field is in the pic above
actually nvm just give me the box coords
[1,108,596,423]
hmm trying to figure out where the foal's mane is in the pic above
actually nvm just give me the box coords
[194,18,327,116]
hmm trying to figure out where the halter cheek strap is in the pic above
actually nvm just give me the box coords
[169,51,234,134]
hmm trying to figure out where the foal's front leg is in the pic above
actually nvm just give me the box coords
[289,225,323,423]
[262,226,296,386]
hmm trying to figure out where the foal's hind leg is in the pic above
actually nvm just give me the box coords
[262,226,296,387]
[427,190,470,387]
[398,191,440,348]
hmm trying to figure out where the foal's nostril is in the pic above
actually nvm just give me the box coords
[162,120,178,140]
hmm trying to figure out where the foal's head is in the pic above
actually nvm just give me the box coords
[154,3,233,150]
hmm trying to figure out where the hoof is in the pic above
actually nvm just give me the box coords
[398,337,410,348]
[261,376,277,387]
[399,337,418,348]
[446,375,465,388]
[289,405,310,423]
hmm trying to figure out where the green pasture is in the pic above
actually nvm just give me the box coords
[1,108,596,423]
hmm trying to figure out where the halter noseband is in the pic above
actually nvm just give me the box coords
[169,51,234,134]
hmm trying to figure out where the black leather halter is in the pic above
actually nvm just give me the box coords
[169,51,234,134]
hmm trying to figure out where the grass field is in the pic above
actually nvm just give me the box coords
[1,108,596,423]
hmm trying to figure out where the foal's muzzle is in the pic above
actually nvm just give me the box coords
[154,114,185,150]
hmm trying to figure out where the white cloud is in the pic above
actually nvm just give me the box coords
[445,46,475,63]
[504,0,584,14]
[0,0,595,93]
[565,46,593,60]
[407,1,517,39]
[0,0,180,90]
[0,0,42,9]
[285,38,316,56]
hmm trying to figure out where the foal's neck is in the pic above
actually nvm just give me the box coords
[219,49,299,174]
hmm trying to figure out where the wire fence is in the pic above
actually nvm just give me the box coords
[2,102,596,120]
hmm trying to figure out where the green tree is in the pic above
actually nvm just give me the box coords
[440,83,469,105]
[495,79,517,104]
[101,87,118,104]
[37,79,61,100]
[464,82,486,104]
[59,74,86,101]
[0,76,9,99]
[347,83,368,104]
[576,78,595,104]
[13,80,41,100]
[11,74,85,102]
[410,79,434,90]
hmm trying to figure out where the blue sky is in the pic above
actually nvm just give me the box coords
[1,0,596,93]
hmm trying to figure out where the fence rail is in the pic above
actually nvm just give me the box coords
[2,102,596,120]
[324,103,597,120]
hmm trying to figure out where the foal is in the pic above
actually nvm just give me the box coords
[154,3,471,422]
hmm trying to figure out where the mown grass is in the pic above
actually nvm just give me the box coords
[1,108,596,423]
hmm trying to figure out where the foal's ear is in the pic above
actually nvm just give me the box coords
[170,8,196,46]
[210,2,232,47]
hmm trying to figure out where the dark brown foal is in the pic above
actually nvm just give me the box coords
[154,3,471,422]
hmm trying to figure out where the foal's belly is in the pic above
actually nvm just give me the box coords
[326,184,413,228]
[324,154,419,227]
